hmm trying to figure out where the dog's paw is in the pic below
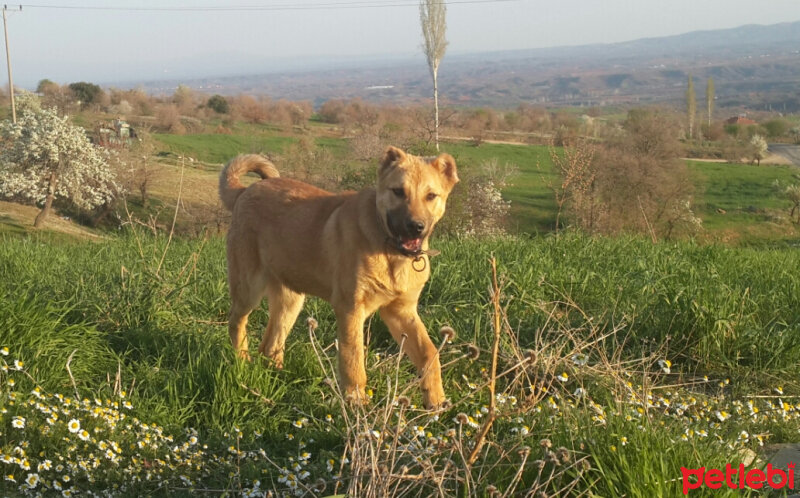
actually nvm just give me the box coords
[344,389,370,407]
[257,345,285,369]
[425,398,451,412]
[261,357,284,370]
[421,383,447,411]
[236,350,252,362]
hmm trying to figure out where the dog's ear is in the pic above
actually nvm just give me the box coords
[380,146,407,173]
[431,153,459,188]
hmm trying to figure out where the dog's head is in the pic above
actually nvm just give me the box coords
[376,146,459,256]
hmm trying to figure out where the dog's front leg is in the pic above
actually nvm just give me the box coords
[333,304,368,404]
[380,300,446,409]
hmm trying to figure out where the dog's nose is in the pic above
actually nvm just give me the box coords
[407,219,425,236]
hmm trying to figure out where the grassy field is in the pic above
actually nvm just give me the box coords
[1,230,799,496]
[688,160,800,242]
[153,128,349,166]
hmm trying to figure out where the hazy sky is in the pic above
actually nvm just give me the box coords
[5,0,800,88]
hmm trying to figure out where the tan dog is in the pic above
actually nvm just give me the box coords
[219,146,458,408]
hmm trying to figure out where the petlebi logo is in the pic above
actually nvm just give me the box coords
[681,462,796,494]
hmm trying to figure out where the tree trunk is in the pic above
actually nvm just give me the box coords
[33,172,57,229]
[140,159,149,208]
[433,68,440,152]
[92,203,113,227]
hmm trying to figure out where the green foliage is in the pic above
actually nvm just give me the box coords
[68,82,103,107]
[705,77,715,127]
[764,118,790,138]
[206,94,229,114]
[35,79,58,95]
[724,123,740,137]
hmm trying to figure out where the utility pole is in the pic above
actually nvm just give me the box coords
[2,4,19,124]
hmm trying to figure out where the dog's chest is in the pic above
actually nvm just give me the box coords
[357,256,428,306]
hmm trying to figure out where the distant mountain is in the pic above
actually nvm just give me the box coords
[132,20,800,111]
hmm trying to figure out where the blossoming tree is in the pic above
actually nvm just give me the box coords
[0,98,120,228]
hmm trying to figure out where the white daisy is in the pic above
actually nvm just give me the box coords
[67,419,80,433]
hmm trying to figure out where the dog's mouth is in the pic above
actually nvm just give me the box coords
[387,234,424,257]
[399,237,423,255]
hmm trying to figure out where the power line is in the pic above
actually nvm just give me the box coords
[20,0,519,12]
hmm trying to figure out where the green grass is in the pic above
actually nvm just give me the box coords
[153,133,298,164]
[688,160,800,230]
[153,132,352,166]
[1,231,799,495]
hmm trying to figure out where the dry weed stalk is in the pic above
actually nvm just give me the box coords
[466,257,502,466]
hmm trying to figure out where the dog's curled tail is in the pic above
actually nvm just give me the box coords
[219,154,280,211]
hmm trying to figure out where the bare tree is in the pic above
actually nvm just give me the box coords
[590,109,700,239]
[419,0,447,151]
[547,139,597,233]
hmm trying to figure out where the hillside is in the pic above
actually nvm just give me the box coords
[0,200,104,241]
[134,21,800,111]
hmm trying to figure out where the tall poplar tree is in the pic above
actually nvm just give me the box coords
[706,77,715,128]
[420,0,448,151]
[686,74,696,139]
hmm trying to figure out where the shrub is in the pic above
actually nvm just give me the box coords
[590,109,699,239]
[206,94,229,114]
[438,158,515,237]
[155,105,185,135]
[764,118,789,138]
[68,82,104,109]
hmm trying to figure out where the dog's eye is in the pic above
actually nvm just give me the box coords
[426,192,438,202]
[392,188,405,198]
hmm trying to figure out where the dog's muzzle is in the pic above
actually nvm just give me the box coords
[385,210,429,257]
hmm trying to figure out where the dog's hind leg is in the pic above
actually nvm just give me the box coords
[257,284,305,369]
[227,260,268,361]
[228,297,259,361]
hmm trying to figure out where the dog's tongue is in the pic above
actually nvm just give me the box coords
[402,238,422,252]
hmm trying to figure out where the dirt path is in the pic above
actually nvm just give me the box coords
[768,144,800,167]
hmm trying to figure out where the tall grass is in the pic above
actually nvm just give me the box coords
[1,231,799,495]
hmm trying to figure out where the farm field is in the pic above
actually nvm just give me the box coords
[1,232,799,496]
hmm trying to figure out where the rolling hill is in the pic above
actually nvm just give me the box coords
[132,20,800,111]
